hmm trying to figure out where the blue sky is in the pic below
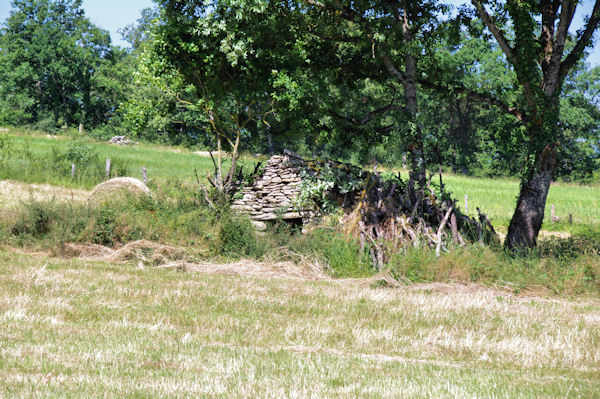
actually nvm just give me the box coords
[0,0,155,47]
[0,0,598,65]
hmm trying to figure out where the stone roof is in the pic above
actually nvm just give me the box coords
[231,152,310,221]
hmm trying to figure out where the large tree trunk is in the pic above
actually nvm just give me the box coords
[404,79,426,191]
[505,120,557,250]
[504,150,554,250]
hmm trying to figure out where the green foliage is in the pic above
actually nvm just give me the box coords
[539,234,600,260]
[216,214,265,258]
[0,0,131,130]
[10,199,56,238]
[64,140,97,166]
[0,135,13,158]
[293,228,373,278]
[296,163,366,213]
[86,208,119,246]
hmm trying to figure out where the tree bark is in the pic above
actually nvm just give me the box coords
[266,125,274,155]
[505,157,553,250]
[505,123,557,251]
[398,7,426,191]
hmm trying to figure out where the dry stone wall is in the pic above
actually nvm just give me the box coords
[231,153,310,227]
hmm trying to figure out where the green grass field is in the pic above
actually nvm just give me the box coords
[0,251,598,398]
[2,130,246,188]
[1,128,598,231]
[442,174,600,231]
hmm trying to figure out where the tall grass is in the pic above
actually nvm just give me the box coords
[1,188,598,296]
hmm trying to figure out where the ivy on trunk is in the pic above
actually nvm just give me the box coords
[470,0,600,250]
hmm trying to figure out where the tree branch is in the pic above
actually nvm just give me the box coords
[332,102,407,127]
[471,0,516,64]
[418,78,524,121]
[560,0,600,80]
[382,55,408,86]
[542,0,575,95]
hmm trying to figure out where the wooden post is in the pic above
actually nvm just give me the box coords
[464,194,468,213]
[142,166,147,184]
[71,164,76,178]
[551,204,555,222]
[568,213,573,225]
[105,158,111,178]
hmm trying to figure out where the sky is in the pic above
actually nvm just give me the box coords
[0,0,598,65]
[0,0,155,48]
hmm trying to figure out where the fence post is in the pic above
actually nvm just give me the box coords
[105,158,111,178]
[568,213,573,225]
[71,163,76,178]
[142,166,147,185]
[464,194,468,213]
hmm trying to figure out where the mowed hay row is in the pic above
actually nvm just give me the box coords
[0,251,599,397]
[61,239,329,281]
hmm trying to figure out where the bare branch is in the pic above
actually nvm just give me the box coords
[382,55,408,86]
[436,206,453,257]
[332,102,407,127]
[560,0,600,80]
[471,0,516,64]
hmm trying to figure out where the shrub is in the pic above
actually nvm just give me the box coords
[0,134,12,155]
[64,140,98,166]
[10,200,57,238]
[216,214,265,258]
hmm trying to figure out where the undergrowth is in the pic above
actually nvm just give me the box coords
[0,182,599,296]
[388,245,600,296]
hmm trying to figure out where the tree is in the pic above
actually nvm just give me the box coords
[556,64,600,181]
[153,0,297,198]
[466,0,600,250]
[292,0,448,194]
[0,0,123,130]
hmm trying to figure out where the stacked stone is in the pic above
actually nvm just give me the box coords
[108,136,133,145]
[231,154,308,227]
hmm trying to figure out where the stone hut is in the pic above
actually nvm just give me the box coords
[231,151,310,229]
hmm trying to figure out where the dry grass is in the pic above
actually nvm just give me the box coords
[61,239,185,263]
[61,240,330,281]
[0,180,89,207]
[0,250,598,397]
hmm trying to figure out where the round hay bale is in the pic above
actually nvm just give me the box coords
[89,177,152,204]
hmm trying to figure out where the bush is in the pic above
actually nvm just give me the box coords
[0,134,12,155]
[10,200,57,238]
[64,140,97,166]
[216,214,265,258]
